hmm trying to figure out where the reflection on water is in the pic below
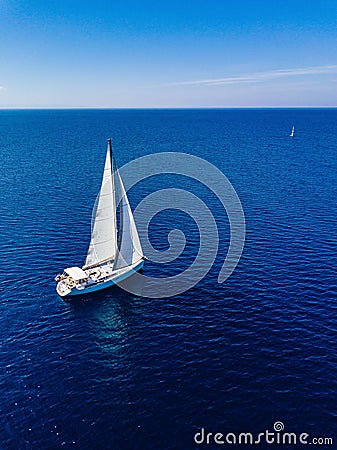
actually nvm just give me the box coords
[70,288,144,369]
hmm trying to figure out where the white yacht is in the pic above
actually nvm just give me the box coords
[56,139,144,299]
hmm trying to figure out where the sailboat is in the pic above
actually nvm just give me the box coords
[289,126,295,137]
[56,139,144,298]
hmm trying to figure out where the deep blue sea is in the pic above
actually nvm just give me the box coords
[0,109,336,449]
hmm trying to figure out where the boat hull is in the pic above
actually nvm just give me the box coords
[57,260,144,300]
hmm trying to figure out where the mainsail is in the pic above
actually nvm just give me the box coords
[84,140,117,268]
[114,170,143,269]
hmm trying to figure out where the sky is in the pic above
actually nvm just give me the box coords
[0,0,337,108]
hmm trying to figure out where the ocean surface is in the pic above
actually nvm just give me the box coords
[0,109,336,449]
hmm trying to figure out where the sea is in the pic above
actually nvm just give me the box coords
[0,109,336,449]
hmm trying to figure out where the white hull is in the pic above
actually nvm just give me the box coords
[56,260,143,299]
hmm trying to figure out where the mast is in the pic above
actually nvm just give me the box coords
[108,138,113,170]
[108,138,118,257]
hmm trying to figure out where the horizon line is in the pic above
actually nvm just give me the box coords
[1,106,337,110]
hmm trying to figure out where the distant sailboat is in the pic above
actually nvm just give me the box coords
[289,126,295,137]
[56,139,144,299]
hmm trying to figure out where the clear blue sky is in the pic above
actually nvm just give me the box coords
[1,0,336,108]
